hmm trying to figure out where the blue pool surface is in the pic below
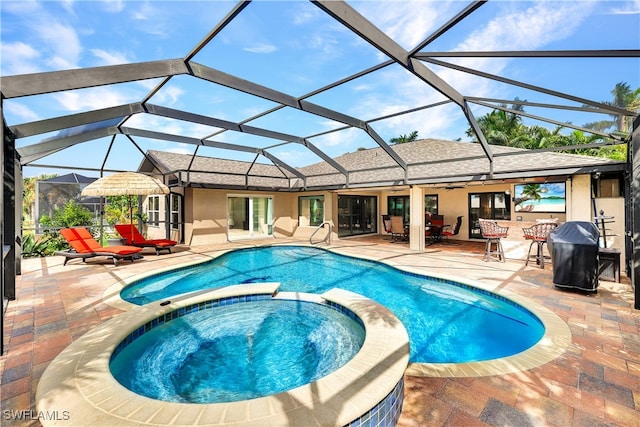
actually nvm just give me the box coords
[110,299,365,403]
[121,246,544,363]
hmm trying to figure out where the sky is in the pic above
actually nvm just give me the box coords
[1,0,639,178]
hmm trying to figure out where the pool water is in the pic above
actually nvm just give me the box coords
[109,299,365,403]
[122,246,544,363]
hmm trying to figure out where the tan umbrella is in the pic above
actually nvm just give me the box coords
[81,172,169,241]
[81,172,169,197]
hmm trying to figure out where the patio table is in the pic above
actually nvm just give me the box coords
[426,223,449,245]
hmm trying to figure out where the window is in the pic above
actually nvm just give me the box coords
[388,196,409,223]
[425,195,438,215]
[388,195,438,223]
[147,196,160,226]
[170,194,181,230]
[298,195,324,227]
[593,173,623,198]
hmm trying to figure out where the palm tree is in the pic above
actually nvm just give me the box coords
[22,177,36,224]
[389,130,419,144]
[583,81,640,133]
[466,100,525,146]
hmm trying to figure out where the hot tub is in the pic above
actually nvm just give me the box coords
[36,283,409,426]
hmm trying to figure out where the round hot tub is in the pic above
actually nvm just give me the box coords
[36,284,409,426]
[110,298,366,403]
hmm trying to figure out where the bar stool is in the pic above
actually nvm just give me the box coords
[522,223,557,268]
[479,219,509,262]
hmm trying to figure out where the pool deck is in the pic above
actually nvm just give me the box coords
[1,236,639,426]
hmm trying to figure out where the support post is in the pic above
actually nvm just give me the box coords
[630,115,640,309]
[409,185,425,252]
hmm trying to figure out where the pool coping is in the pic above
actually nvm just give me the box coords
[102,242,571,378]
[36,283,410,426]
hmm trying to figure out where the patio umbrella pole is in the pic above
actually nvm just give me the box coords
[129,195,134,244]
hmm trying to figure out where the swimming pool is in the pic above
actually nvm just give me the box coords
[121,245,545,364]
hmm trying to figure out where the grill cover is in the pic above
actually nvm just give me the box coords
[548,221,600,292]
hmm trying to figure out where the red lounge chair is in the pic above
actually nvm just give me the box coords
[57,227,142,266]
[115,224,177,255]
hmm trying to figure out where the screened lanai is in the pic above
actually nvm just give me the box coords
[1,1,640,353]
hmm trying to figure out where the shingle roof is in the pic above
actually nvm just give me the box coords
[145,139,624,191]
[145,150,296,190]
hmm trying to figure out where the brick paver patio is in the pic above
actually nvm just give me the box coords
[1,237,638,426]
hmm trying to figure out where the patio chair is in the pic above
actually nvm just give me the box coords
[426,214,445,243]
[390,216,408,242]
[57,227,143,266]
[382,215,392,239]
[522,222,557,268]
[441,216,463,243]
[479,219,509,262]
[115,224,177,255]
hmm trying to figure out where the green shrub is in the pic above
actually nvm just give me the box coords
[22,233,53,258]
[39,200,95,252]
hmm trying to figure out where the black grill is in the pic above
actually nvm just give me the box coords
[548,221,600,292]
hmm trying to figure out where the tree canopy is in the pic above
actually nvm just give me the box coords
[465,82,638,161]
[389,130,419,144]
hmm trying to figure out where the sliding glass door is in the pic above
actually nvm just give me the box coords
[227,196,273,239]
[337,195,377,237]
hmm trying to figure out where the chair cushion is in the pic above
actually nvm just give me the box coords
[60,227,142,256]
[60,228,102,253]
[99,246,143,256]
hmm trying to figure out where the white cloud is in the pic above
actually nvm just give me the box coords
[124,114,223,140]
[306,34,339,56]
[353,1,456,50]
[37,21,83,69]
[163,144,194,155]
[1,42,41,75]
[60,0,77,16]
[314,127,361,148]
[292,4,321,25]
[153,85,185,106]
[244,44,278,54]
[436,1,596,98]
[343,1,599,144]
[52,87,134,112]
[460,2,593,52]
[4,102,41,122]
[89,49,130,66]
[351,83,373,92]
[100,0,126,14]
[129,2,172,37]
[1,1,82,72]
[609,0,640,14]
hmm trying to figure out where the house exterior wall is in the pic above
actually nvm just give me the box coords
[175,173,626,268]
[593,197,626,274]
[183,188,302,246]
[184,188,227,245]
[568,175,592,221]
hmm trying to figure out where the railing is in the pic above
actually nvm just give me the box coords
[310,222,332,246]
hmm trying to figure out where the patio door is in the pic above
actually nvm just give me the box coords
[468,192,510,239]
[337,195,377,237]
[227,196,273,239]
